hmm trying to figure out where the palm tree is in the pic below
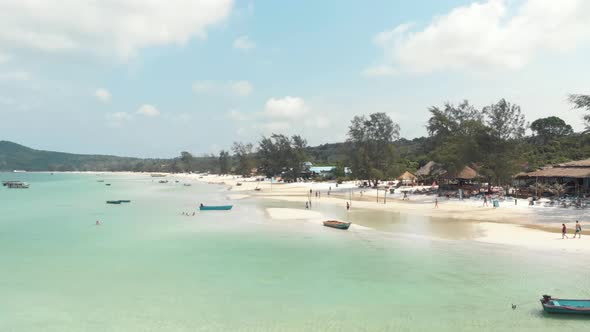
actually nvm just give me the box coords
[551,183,566,198]
[538,183,549,198]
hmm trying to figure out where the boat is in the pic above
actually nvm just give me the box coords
[540,295,590,315]
[97,180,105,183]
[151,173,167,177]
[183,183,192,187]
[105,183,111,186]
[106,200,122,204]
[323,220,351,230]
[199,205,233,211]
[3,181,29,189]
[158,180,168,184]
[13,170,26,173]
[119,200,131,203]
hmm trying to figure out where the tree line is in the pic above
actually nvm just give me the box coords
[5,93,588,182]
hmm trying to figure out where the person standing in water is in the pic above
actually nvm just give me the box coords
[95,220,101,225]
[562,224,568,239]
[574,221,582,239]
[346,201,350,211]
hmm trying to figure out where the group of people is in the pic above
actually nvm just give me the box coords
[562,221,582,239]
[181,212,196,216]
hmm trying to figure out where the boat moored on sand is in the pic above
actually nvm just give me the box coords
[323,220,351,230]
[540,295,590,315]
[199,204,233,211]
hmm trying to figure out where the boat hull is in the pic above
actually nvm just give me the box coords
[541,297,590,315]
[199,205,233,211]
[323,220,351,230]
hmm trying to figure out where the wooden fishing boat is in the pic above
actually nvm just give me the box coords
[119,200,131,203]
[540,295,590,315]
[106,200,122,204]
[323,220,351,230]
[199,205,233,211]
[105,183,111,186]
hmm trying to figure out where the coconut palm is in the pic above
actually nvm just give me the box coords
[551,183,566,198]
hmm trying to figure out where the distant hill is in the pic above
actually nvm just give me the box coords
[0,141,145,172]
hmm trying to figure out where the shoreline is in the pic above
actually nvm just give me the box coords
[10,171,590,252]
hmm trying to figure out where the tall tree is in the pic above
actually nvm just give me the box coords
[232,142,254,177]
[179,151,194,172]
[530,116,573,143]
[257,134,308,181]
[482,99,527,141]
[481,99,527,186]
[347,113,400,186]
[218,150,230,175]
[568,94,590,131]
[426,101,487,175]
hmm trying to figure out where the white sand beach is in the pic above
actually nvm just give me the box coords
[188,173,590,252]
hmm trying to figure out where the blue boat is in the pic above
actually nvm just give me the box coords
[540,295,590,315]
[199,204,233,211]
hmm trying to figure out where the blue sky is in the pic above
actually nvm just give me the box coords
[0,0,589,157]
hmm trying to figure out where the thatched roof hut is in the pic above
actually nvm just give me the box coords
[452,166,479,180]
[516,158,590,179]
[397,171,417,181]
[416,161,445,178]
[416,161,479,180]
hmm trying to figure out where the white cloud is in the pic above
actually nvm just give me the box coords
[264,96,309,119]
[229,80,253,96]
[192,81,216,93]
[0,1,234,59]
[368,0,590,74]
[106,112,132,127]
[233,35,256,50]
[136,104,160,117]
[94,88,111,103]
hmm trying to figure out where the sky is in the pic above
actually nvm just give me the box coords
[0,0,589,158]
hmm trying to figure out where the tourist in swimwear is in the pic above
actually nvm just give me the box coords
[562,224,568,239]
[574,221,582,239]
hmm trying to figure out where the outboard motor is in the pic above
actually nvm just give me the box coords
[542,295,552,303]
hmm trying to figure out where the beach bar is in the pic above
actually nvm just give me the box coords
[515,159,590,196]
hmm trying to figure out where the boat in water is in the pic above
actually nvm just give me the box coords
[2,181,30,189]
[323,220,351,230]
[540,295,590,315]
[106,200,122,204]
[199,205,233,211]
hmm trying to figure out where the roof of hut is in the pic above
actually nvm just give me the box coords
[397,171,417,181]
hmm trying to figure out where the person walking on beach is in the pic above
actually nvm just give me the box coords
[483,195,488,207]
[562,224,568,239]
[434,198,438,208]
[305,201,309,209]
[574,221,582,239]
[346,201,350,211]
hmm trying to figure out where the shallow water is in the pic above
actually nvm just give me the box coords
[1,173,589,331]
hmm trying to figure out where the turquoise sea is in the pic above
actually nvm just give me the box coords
[1,173,589,331]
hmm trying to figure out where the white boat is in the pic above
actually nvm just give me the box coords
[13,170,27,173]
